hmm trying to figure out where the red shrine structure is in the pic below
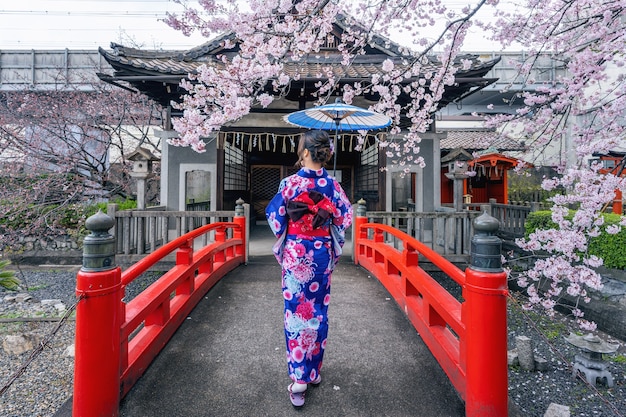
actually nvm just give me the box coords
[439,130,527,206]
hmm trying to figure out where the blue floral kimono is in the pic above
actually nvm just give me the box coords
[266,167,353,384]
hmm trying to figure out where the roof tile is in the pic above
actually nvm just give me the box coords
[440,130,524,152]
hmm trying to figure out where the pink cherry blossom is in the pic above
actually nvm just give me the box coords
[163,0,626,329]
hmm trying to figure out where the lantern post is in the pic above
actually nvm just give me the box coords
[463,212,509,416]
[74,210,123,416]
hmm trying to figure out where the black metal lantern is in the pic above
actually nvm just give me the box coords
[82,210,116,272]
[470,211,502,272]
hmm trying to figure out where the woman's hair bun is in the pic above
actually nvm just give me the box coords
[301,130,332,164]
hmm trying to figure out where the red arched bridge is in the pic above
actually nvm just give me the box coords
[70,200,509,417]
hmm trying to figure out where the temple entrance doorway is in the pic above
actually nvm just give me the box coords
[250,165,298,222]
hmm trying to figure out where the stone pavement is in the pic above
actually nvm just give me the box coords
[116,225,468,416]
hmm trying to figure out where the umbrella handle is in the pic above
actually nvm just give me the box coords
[333,126,338,176]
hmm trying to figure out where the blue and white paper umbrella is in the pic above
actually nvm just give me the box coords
[283,100,392,132]
[283,100,391,173]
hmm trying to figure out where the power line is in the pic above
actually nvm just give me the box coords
[18,0,176,2]
[0,10,174,17]
[0,1,210,49]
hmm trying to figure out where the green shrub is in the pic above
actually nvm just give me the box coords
[508,167,563,203]
[95,198,137,213]
[588,213,626,269]
[0,198,136,250]
[524,210,560,236]
[0,260,20,291]
[524,210,626,269]
[62,199,136,237]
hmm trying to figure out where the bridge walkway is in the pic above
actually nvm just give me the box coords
[116,224,465,416]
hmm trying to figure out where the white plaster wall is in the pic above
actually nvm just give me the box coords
[384,132,443,212]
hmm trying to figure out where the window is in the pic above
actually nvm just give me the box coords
[356,144,378,201]
[224,141,247,191]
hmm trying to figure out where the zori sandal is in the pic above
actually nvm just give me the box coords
[288,383,306,407]
[311,375,322,386]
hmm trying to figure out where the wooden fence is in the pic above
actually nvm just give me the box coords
[362,209,481,263]
[464,199,544,240]
[107,201,250,264]
[107,199,536,265]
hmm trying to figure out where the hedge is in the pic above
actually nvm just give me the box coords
[525,210,626,270]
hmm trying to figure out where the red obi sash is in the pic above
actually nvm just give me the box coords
[287,223,330,237]
[286,190,335,231]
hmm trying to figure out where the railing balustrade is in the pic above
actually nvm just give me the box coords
[74,199,510,416]
[364,209,480,262]
[107,203,250,263]
[118,219,245,397]
[490,203,531,239]
[465,199,544,239]
[109,199,536,266]
[73,201,248,416]
[353,201,509,416]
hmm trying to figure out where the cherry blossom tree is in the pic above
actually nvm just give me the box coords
[163,0,487,157]
[480,0,626,329]
[0,80,161,252]
[164,0,626,328]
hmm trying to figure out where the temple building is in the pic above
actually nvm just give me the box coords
[98,15,501,220]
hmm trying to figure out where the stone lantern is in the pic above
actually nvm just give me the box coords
[565,332,619,388]
[442,148,472,211]
[127,147,159,209]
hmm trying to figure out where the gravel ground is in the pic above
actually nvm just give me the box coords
[0,268,162,417]
[0,269,625,417]
[506,294,626,417]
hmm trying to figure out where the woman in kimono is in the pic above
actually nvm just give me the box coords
[265,130,353,407]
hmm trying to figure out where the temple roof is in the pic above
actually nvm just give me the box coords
[440,130,525,153]
[468,152,525,169]
[97,15,500,114]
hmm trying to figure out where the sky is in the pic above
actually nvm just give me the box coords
[0,0,507,52]
[0,0,209,50]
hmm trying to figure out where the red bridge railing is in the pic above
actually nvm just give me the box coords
[72,201,247,416]
[353,200,509,417]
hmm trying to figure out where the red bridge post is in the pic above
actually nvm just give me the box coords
[74,210,123,417]
[233,198,247,262]
[463,212,509,416]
